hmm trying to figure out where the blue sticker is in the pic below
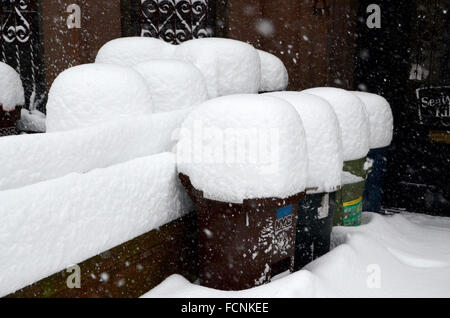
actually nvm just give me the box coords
[277,205,293,220]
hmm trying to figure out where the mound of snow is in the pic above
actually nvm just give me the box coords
[303,87,370,161]
[258,50,289,92]
[0,62,24,111]
[266,92,342,193]
[133,60,208,113]
[18,109,46,133]
[143,212,450,298]
[176,94,308,203]
[0,109,189,191]
[46,63,153,132]
[352,91,393,149]
[0,153,191,297]
[95,37,176,66]
[175,38,261,98]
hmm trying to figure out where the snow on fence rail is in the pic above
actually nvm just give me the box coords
[0,152,191,297]
[0,109,189,191]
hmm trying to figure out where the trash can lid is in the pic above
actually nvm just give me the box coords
[176,94,308,203]
[302,87,370,162]
[0,62,24,112]
[95,37,176,67]
[175,38,261,98]
[45,63,153,132]
[266,92,343,193]
[352,91,393,149]
[257,50,289,93]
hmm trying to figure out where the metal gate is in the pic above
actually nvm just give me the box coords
[0,0,46,112]
[126,0,215,44]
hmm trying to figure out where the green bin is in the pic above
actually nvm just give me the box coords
[334,157,370,226]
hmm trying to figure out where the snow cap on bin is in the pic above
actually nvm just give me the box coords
[133,59,208,113]
[0,62,24,111]
[176,94,308,204]
[95,37,176,66]
[257,50,289,92]
[352,91,393,149]
[266,92,343,193]
[46,64,153,132]
[303,87,370,161]
[175,38,261,98]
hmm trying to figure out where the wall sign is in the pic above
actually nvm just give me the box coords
[416,86,450,127]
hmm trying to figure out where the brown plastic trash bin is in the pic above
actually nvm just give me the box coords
[179,173,305,291]
[0,106,21,137]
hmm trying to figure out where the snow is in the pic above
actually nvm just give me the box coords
[341,171,364,185]
[95,37,176,66]
[266,92,342,193]
[17,108,46,133]
[143,212,450,298]
[133,60,208,113]
[0,62,24,111]
[46,63,153,132]
[352,91,394,149]
[258,50,289,92]
[176,94,308,203]
[0,153,192,297]
[175,38,261,98]
[302,87,370,161]
[0,109,189,191]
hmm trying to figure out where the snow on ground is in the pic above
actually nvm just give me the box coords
[133,60,208,112]
[0,109,189,191]
[0,62,24,111]
[176,94,308,203]
[143,212,450,298]
[0,153,192,297]
[46,63,153,132]
[258,50,289,93]
[17,108,46,133]
[175,38,261,98]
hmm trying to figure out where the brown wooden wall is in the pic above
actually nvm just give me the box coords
[41,0,122,89]
[223,0,358,91]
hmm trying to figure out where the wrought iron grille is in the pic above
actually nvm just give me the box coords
[138,0,214,44]
[0,0,46,112]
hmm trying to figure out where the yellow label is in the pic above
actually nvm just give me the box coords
[343,196,363,207]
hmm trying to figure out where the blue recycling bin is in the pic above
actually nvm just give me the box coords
[363,146,390,213]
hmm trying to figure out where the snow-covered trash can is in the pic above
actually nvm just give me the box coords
[257,50,289,93]
[353,92,394,213]
[0,62,24,136]
[176,94,308,290]
[304,87,370,227]
[45,64,153,132]
[267,92,343,269]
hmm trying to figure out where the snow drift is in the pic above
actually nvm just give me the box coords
[133,60,208,112]
[46,63,153,132]
[0,62,24,111]
[0,109,189,191]
[175,38,261,98]
[303,87,370,161]
[144,212,450,298]
[258,50,289,92]
[176,94,308,203]
[0,153,192,297]
[352,91,393,149]
[266,92,343,193]
[95,37,176,66]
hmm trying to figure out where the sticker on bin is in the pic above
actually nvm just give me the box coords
[277,205,293,220]
[343,196,363,226]
[318,194,330,220]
